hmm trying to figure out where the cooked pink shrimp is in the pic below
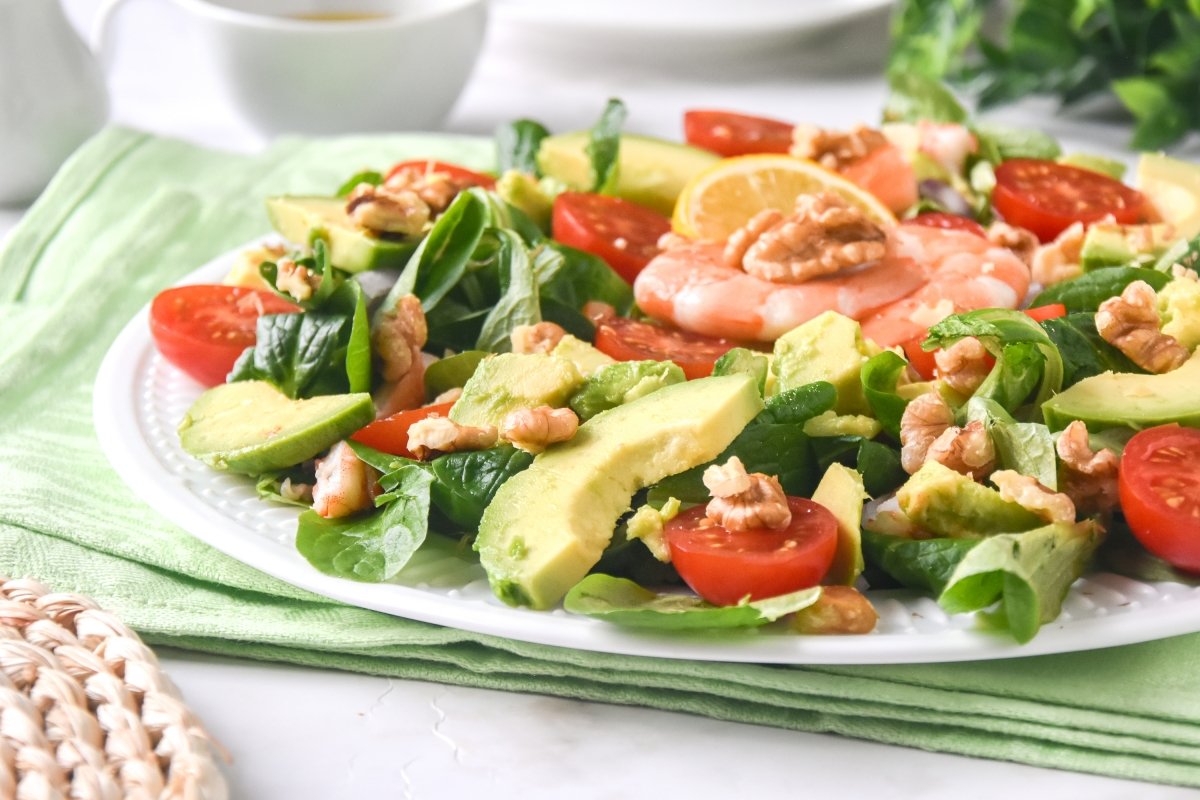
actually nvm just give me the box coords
[859,225,1031,347]
[312,441,380,519]
[633,224,1030,347]
[916,122,977,176]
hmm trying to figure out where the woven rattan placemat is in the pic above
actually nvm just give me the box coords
[0,577,227,799]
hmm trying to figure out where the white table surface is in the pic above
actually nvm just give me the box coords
[4,2,1196,797]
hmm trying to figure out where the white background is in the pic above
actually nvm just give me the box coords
[3,1,1198,797]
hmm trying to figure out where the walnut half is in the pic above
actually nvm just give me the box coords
[1056,421,1120,516]
[345,183,430,236]
[990,470,1076,524]
[499,406,579,454]
[1095,280,1189,373]
[703,456,791,530]
[725,192,887,284]
[406,415,497,461]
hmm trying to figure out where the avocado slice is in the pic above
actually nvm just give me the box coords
[1160,279,1200,350]
[897,461,1044,539]
[810,463,869,585]
[772,311,875,413]
[551,334,616,377]
[1138,153,1200,239]
[1079,222,1177,271]
[179,380,374,475]
[449,353,584,429]
[537,132,719,216]
[476,374,763,609]
[1041,350,1200,432]
[266,195,417,273]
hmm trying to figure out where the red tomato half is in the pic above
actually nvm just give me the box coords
[683,110,795,157]
[1119,425,1200,573]
[351,402,456,459]
[150,285,300,387]
[552,192,671,284]
[664,498,839,605]
[384,159,496,190]
[992,159,1146,243]
[593,316,742,380]
[904,211,987,238]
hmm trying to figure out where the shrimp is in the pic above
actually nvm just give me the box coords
[312,441,380,519]
[633,224,1030,347]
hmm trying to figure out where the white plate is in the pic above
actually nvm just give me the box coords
[94,241,1200,664]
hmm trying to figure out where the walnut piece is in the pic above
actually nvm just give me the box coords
[899,392,954,474]
[384,165,473,216]
[934,337,991,396]
[312,441,379,519]
[791,586,878,635]
[499,406,579,454]
[407,415,498,461]
[990,470,1076,524]
[790,124,888,171]
[726,192,887,284]
[987,221,1038,266]
[1056,421,1120,516]
[1031,221,1086,286]
[510,322,567,355]
[703,456,791,530]
[925,420,997,479]
[274,257,321,302]
[346,183,430,236]
[1096,280,1189,373]
[374,295,428,383]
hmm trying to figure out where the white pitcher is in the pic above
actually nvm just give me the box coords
[0,0,109,205]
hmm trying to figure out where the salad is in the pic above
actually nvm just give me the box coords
[153,83,1200,644]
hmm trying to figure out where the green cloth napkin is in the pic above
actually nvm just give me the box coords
[4,127,1199,788]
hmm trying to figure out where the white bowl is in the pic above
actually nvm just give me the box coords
[171,0,487,135]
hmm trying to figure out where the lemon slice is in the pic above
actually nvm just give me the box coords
[672,154,896,241]
[1137,153,1200,239]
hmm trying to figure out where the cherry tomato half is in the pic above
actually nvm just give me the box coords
[551,192,671,284]
[1119,425,1200,573]
[150,285,300,387]
[351,402,456,459]
[992,159,1146,243]
[593,316,743,380]
[683,110,795,157]
[384,159,496,190]
[664,498,839,606]
[903,211,987,238]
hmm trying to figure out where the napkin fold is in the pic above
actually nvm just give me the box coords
[3,128,1199,788]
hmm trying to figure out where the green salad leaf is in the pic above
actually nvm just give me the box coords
[964,397,1057,489]
[712,348,770,396]
[335,169,382,197]
[563,574,822,630]
[860,351,910,440]
[587,98,627,194]
[428,445,533,531]
[495,119,550,176]
[1040,312,1144,388]
[295,466,434,583]
[1030,267,1172,312]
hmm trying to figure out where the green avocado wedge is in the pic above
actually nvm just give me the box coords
[476,374,763,609]
[178,380,374,475]
[266,195,417,273]
[1042,350,1200,432]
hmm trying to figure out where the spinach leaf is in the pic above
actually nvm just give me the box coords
[381,189,489,317]
[534,241,634,316]
[295,466,434,583]
[229,309,356,398]
[476,230,541,353]
[495,119,550,176]
[424,350,487,399]
[1030,267,1171,312]
[856,440,908,497]
[861,351,910,440]
[336,169,382,197]
[428,445,533,531]
[587,98,627,194]
[862,529,978,594]
[972,123,1062,163]
[972,341,1045,415]
[1041,312,1143,387]
[563,574,821,630]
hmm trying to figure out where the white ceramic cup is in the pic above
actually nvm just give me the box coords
[97,0,488,136]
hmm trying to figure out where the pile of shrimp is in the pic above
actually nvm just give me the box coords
[634,220,1031,349]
